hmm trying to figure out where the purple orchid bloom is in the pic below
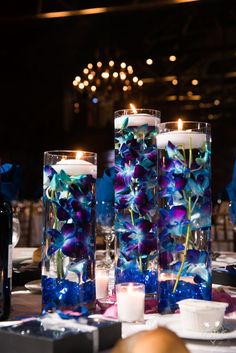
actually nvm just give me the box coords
[47,222,92,258]
[159,158,185,174]
[119,219,157,259]
[159,175,186,197]
[120,143,138,163]
[159,205,188,236]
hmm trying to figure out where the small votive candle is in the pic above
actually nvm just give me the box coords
[95,268,109,299]
[116,282,145,322]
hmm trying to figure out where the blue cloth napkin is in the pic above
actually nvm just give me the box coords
[96,167,115,202]
[226,161,236,225]
[0,163,22,201]
[96,167,115,223]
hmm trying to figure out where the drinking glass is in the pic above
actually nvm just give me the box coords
[96,200,115,266]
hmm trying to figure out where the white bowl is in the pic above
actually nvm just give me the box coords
[177,299,228,332]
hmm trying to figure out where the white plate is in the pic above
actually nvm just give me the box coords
[0,321,21,327]
[165,315,236,340]
[25,279,41,293]
[13,247,37,265]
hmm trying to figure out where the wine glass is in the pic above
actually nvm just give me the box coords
[96,201,115,266]
[12,216,21,247]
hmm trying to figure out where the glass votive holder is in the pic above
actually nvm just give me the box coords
[116,282,145,323]
[95,266,109,299]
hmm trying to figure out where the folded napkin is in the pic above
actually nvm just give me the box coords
[0,163,22,201]
[96,167,115,202]
[212,287,236,315]
[226,160,236,224]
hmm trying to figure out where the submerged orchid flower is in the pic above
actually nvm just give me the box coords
[118,218,157,259]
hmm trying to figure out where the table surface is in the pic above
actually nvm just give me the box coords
[7,248,236,353]
[7,287,236,353]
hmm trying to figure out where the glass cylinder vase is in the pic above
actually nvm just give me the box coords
[42,150,97,312]
[157,121,212,314]
[114,109,160,297]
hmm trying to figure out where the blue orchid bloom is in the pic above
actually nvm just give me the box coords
[118,218,157,259]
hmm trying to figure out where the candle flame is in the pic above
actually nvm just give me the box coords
[130,103,137,114]
[178,118,183,131]
[76,151,83,160]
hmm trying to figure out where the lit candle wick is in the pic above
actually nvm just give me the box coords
[178,118,183,131]
[76,151,83,160]
[130,103,137,113]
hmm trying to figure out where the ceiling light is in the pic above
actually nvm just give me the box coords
[169,55,176,62]
[214,99,220,106]
[101,72,109,79]
[87,63,93,69]
[127,65,133,73]
[109,60,115,67]
[83,68,89,74]
[191,79,199,86]
[146,58,153,65]
[120,72,126,80]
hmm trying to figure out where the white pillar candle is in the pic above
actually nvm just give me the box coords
[52,159,97,177]
[96,268,109,299]
[116,283,145,322]
[115,113,160,129]
[157,130,206,149]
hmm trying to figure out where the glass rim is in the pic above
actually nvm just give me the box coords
[158,120,211,130]
[114,108,161,118]
[158,121,210,131]
[115,282,145,288]
[44,150,97,157]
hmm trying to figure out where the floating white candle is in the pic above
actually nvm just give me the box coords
[115,113,160,129]
[157,130,206,149]
[52,159,97,177]
[95,268,109,299]
[116,283,145,322]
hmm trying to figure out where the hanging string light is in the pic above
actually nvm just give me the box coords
[72,60,143,99]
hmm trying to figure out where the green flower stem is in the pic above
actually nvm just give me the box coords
[129,209,135,226]
[173,137,193,293]
[56,249,64,280]
[189,137,193,169]
[51,190,64,279]
[129,184,135,226]
[173,196,192,292]
[139,256,143,272]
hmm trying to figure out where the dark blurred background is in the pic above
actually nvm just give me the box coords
[0,0,236,200]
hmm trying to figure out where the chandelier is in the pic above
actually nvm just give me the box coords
[72,60,144,100]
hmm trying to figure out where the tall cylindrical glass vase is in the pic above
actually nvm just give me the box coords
[42,150,97,312]
[114,109,160,297]
[157,121,212,313]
